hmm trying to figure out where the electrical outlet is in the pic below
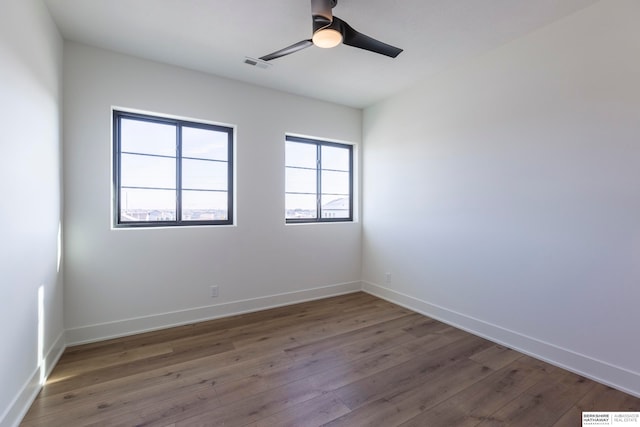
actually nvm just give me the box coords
[210,286,219,298]
[385,273,391,284]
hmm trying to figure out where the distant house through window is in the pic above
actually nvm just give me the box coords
[285,135,353,223]
[113,110,234,227]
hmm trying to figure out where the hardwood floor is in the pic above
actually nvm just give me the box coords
[22,292,640,426]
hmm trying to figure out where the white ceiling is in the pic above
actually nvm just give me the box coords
[43,0,599,108]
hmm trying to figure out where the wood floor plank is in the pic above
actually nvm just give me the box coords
[397,357,551,427]
[229,304,411,353]
[20,292,640,427]
[475,370,596,427]
[468,344,523,371]
[307,346,417,393]
[332,334,493,410]
[40,338,236,397]
[324,357,494,426]
[49,342,175,380]
[214,329,421,407]
[401,316,454,337]
[23,360,223,426]
[283,312,424,361]
[82,381,221,427]
[28,345,292,419]
[174,377,324,427]
[254,392,350,427]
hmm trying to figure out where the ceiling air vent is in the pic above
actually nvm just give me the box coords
[244,57,271,69]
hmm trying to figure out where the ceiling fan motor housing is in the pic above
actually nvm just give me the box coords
[311,0,338,24]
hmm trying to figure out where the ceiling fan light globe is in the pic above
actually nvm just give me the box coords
[312,28,342,48]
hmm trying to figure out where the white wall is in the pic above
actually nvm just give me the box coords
[63,42,362,344]
[362,0,640,396]
[0,0,65,425]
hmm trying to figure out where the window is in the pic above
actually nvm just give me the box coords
[113,110,233,227]
[285,135,353,223]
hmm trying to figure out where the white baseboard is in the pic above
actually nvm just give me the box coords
[1,331,66,427]
[66,281,362,346]
[362,281,640,399]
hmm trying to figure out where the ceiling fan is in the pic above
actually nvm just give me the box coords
[258,0,403,62]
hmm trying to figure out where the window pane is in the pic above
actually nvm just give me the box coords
[286,141,316,168]
[115,110,233,227]
[322,145,350,171]
[182,190,228,221]
[286,167,316,194]
[321,196,350,219]
[182,127,228,161]
[285,137,352,223]
[182,158,227,191]
[121,153,176,189]
[120,188,176,221]
[121,118,176,156]
[286,194,317,219]
[321,170,349,195]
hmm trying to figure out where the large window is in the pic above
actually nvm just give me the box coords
[113,110,233,227]
[285,136,353,223]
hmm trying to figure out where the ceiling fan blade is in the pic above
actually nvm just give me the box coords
[259,39,313,61]
[334,17,403,58]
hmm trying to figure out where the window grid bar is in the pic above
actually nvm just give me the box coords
[320,168,350,173]
[176,125,182,223]
[316,144,322,219]
[285,165,316,171]
[182,188,228,193]
[121,151,176,160]
[182,156,228,163]
[122,186,177,191]
[286,191,316,195]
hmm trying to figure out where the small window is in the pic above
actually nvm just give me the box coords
[113,110,233,227]
[285,135,353,223]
